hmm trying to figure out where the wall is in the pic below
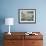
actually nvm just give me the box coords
[0,0,46,33]
[0,0,46,46]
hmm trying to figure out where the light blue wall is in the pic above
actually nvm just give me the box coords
[0,0,46,32]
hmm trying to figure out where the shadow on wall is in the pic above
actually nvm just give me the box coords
[0,16,5,32]
[0,16,5,46]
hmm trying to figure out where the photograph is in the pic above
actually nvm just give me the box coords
[18,9,36,24]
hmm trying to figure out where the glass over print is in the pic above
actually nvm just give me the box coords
[18,9,36,24]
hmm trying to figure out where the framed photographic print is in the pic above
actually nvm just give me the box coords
[18,9,36,24]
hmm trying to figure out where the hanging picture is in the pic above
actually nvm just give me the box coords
[18,9,36,24]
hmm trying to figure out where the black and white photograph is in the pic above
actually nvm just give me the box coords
[18,9,36,24]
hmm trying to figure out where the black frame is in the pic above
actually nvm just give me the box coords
[18,9,36,24]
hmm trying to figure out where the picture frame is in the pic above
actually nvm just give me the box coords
[18,9,36,24]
